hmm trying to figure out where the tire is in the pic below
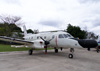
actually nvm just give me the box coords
[29,49,33,55]
[55,49,58,53]
[60,47,63,51]
[68,54,73,58]
[87,48,90,51]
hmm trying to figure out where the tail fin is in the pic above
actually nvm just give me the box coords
[23,25,27,36]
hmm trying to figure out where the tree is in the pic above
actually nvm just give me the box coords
[67,24,87,39]
[0,23,23,37]
[9,24,22,32]
[0,15,23,38]
[86,32,98,40]
[27,29,34,34]
[0,15,21,24]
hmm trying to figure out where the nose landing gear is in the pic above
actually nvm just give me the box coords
[68,48,74,58]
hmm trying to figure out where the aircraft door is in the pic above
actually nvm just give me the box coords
[57,34,65,47]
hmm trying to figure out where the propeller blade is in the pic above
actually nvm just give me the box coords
[48,38,54,42]
[40,37,45,41]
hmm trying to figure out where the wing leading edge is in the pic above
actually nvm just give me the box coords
[0,36,33,45]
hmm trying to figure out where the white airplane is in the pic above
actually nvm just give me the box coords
[0,25,98,58]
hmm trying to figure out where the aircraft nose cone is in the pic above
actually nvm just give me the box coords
[77,39,98,48]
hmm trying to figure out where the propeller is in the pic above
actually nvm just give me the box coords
[40,37,53,54]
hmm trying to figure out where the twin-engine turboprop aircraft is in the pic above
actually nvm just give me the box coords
[0,25,98,58]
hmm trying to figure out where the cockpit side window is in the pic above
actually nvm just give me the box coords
[67,34,72,37]
[37,36,39,39]
[63,34,68,38]
[59,34,64,38]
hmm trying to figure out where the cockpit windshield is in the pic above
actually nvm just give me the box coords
[58,34,64,38]
[58,34,73,38]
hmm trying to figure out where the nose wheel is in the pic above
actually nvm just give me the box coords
[68,53,73,58]
[68,48,74,58]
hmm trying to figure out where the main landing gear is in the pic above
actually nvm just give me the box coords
[55,48,58,53]
[54,47,63,53]
[68,48,74,58]
[60,47,63,51]
[29,48,33,55]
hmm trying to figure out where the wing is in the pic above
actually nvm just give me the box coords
[0,36,33,45]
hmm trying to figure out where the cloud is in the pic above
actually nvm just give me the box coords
[39,20,62,27]
[78,0,100,3]
[92,18,100,27]
[0,0,100,35]
[1,0,20,5]
[83,17,100,27]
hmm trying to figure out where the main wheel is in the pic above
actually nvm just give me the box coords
[29,49,33,55]
[60,47,63,51]
[68,54,73,58]
[55,49,58,53]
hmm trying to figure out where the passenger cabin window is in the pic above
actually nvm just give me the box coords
[44,36,46,39]
[52,35,55,39]
[37,36,39,39]
[59,34,64,38]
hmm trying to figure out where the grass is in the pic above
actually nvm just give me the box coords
[0,44,53,52]
[0,44,30,52]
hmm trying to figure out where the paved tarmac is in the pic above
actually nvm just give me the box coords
[0,48,100,71]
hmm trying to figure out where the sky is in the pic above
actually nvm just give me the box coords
[0,0,100,35]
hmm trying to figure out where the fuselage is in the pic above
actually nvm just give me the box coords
[23,31,98,49]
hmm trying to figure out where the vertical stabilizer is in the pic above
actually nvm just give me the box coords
[23,25,27,35]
